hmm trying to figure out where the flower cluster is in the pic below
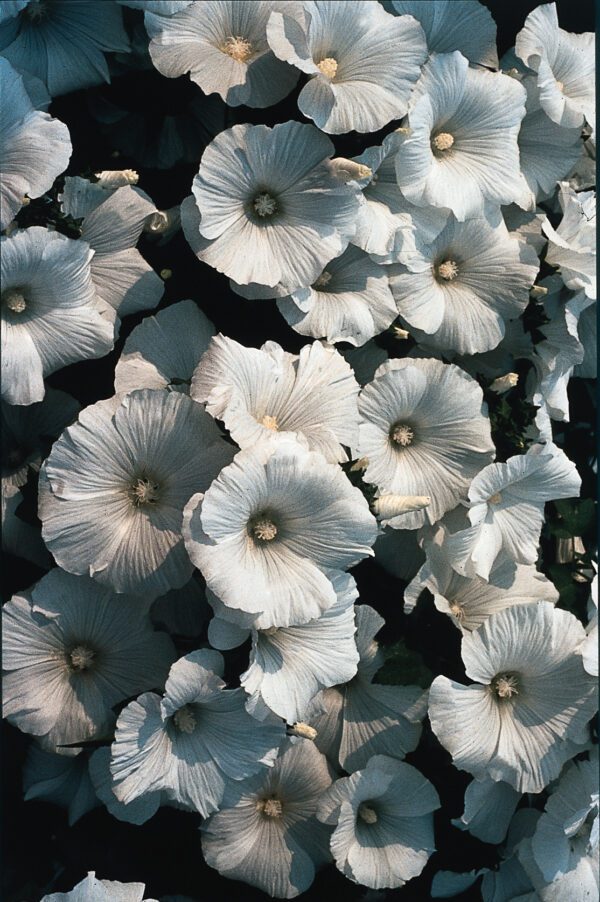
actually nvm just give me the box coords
[1,1,596,900]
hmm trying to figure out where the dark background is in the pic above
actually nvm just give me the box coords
[2,1,596,900]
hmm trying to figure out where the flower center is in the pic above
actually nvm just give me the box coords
[251,517,278,542]
[317,57,338,79]
[436,259,459,281]
[358,803,378,824]
[492,672,520,699]
[261,415,279,431]
[390,423,414,447]
[556,80,564,92]
[450,602,465,621]
[25,0,48,21]
[2,288,27,314]
[488,492,503,505]
[253,192,278,218]
[223,35,253,63]
[256,796,283,818]
[69,645,95,672]
[173,704,197,734]
[432,132,455,153]
[313,270,332,289]
[129,477,160,507]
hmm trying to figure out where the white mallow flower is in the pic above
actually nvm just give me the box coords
[266,0,427,135]
[145,1,300,108]
[110,650,285,818]
[543,182,596,301]
[39,390,233,600]
[0,58,71,230]
[390,1,498,67]
[317,755,440,890]
[394,51,527,221]
[201,737,333,899]
[114,300,215,395]
[41,873,157,902]
[276,246,398,349]
[1,227,115,407]
[59,176,164,318]
[443,442,581,582]
[181,121,362,292]
[405,524,559,632]
[428,602,597,793]
[305,605,427,772]
[388,210,539,355]
[357,357,494,529]
[2,568,176,755]
[515,2,594,131]
[207,571,360,724]
[451,777,521,846]
[192,335,360,463]
[183,440,377,628]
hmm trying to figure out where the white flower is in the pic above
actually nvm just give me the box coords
[209,571,360,724]
[115,300,215,395]
[0,1,130,96]
[182,121,362,292]
[41,872,155,902]
[266,0,427,134]
[0,58,71,230]
[515,2,594,131]
[451,777,521,845]
[306,605,426,771]
[395,52,527,220]
[60,176,164,318]
[39,390,232,599]
[357,357,494,529]
[201,737,333,899]
[23,745,98,826]
[405,524,559,631]
[145,0,299,108]
[2,568,175,754]
[183,440,377,628]
[389,210,539,355]
[543,182,596,300]
[192,335,360,462]
[1,227,115,406]
[390,1,498,67]
[277,246,397,348]
[428,602,596,792]
[443,442,581,581]
[89,746,167,826]
[110,649,285,817]
[317,755,439,889]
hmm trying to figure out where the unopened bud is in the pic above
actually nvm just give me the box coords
[530,285,548,299]
[289,722,317,741]
[489,372,519,394]
[394,126,412,136]
[372,494,430,518]
[393,326,410,340]
[350,456,369,472]
[160,268,172,280]
[144,206,181,241]
[328,158,372,183]
[94,169,139,188]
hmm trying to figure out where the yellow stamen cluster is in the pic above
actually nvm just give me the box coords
[391,424,414,447]
[3,288,27,314]
[432,132,455,152]
[223,35,253,63]
[437,260,459,281]
[69,645,95,672]
[493,673,520,699]
[256,797,283,817]
[317,57,338,79]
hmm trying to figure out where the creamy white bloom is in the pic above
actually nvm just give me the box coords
[39,390,232,599]
[391,1,498,67]
[543,182,596,300]
[110,649,284,818]
[182,121,362,291]
[201,737,333,899]
[277,246,398,348]
[115,300,215,395]
[444,442,581,581]
[358,357,494,529]
[2,568,175,754]
[60,176,164,318]
[389,210,539,355]
[183,440,377,628]
[515,2,595,131]
[318,755,439,889]
[428,602,596,792]
[145,1,299,108]
[307,605,426,771]
[395,52,527,220]
[266,0,427,134]
[41,872,155,902]
[0,58,71,230]
[405,524,559,631]
[1,227,115,406]
[452,777,521,845]
[192,335,360,462]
